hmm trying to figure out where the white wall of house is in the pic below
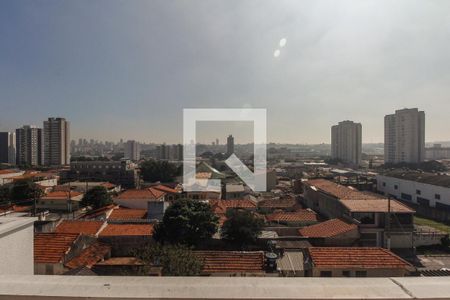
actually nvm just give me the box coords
[0,217,35,275]
[377,175,450,208]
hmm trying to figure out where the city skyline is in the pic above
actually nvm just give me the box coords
[1,1,450,143]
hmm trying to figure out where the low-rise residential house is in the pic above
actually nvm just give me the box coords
[209,199,258,226]
[56,181,120,194]
[266,209,318,226]
[64,242,111,270]
[257,197,297,213]
[0,169,25,185]
[302,179,415,248]
[98,223,154,256]
[37,191,83,212]
[114,187,166,209]
[10,171,59,188]
[92,257,155,276]
[34,232,94,275]
[77,204,117,220]
[224,184,245,199]
[55,220,106,237]
[276,251,305,277]
[150,183,181,202]
[298,218,359,246]
[305,247,414,277]
[108,207,147,220]
[194,251,265,276]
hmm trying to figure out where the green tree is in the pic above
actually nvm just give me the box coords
[140,160,180,182]
[11,180,43,202]
[154,198,219,246]
[221,210,264,249]
[134,243,203,276]
[81,186,112,209]
[0,186,10,203]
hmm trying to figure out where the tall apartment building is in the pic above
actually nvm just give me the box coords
[16,126,43,166]
[226,134,234,156]
[43,117,70,166]
[331,121,362,166]
[0,132,16,164]
[384,108,425,164]
[124,140,140,161]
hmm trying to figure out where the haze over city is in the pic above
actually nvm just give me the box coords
[1,0,450,143]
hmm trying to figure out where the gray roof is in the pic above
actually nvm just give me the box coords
[276,251,304,274]
[381,170,450,188]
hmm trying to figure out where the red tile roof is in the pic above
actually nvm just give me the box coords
[209,199,256,213]
[56,220,105,236]
[0,169,21,175]
[305,179,381,200]
[152,184,180,194]
[258,198,296,209]
[34,233,79,263]
[65,242,111,269]
[42,191,83,200]
[98,223,154,236]
[100,182,117,190]
[266,210,318,223]
[108,208,147,220]
[308,247,413,269]
[115,188,165,200]
[95,257,145,266]
[78,204,117,220]
[340,199,415,213]
[194,251,265,274]
[298,218,358,238]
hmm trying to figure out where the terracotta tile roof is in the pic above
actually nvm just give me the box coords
[194,251,265,274]
[100,182,117,190]
[108,208,147,220]
[95,257,145,266]
[98,223,154,236]
[42,190,83,200]
[298,218,358,238]
[210,199,256,212]
[78,204,117,220]
[266,210,318,223]
[65,242,111,269]
[152,184,180,194]
[305,179,381,200]
[34,233,79,263]
[56,220,105,236]
[308,247,413,269]
[340,199,415,213]
[115,188,165,200]
[0,169,21,175]
[258,198,296,209]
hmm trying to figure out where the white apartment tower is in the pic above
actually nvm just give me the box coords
[331,121,362,166]
[226,134,234,156]
[43,117,70,166]
[16,126,43,166]
[124,140,140,161]
[384,108,425,164]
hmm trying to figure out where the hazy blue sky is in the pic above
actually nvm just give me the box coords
[1,0,449,143]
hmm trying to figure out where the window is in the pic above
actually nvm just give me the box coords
[417,197,430,207]
[435,194,441,200]
[394,185,398,190]
[353,212,375,225]
[401,193,412,201]
[342,271,351,277]
[382,182,386,187]
[355,271,367,277]
[320,271,332,277]
[416,189,421,195]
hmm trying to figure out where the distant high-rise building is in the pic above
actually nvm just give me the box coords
[170,144,183,161]
[226,134,234,156]
[43,117,70,166]
[16,125,43,166]
[384,108,425,164]
[216,138,219,145]
[0,132,16,164]
[331,121,362,166]
[124,140,140,161]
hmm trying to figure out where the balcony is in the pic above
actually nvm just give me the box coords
[0,275,449,299]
